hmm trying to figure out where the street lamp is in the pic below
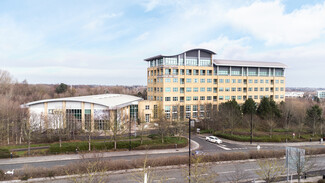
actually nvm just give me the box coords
[187,117,191,183]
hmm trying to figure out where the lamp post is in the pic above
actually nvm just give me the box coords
[188,117,191,183]
[129,120,131,151]
[250,111,253,144]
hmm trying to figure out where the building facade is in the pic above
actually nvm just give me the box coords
[24,94,143,132]
[140,48,287,122]
[317,90,325,99]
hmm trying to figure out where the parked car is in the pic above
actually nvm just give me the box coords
[205,136,222,144]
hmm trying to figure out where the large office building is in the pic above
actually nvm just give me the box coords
[140,48,287,122]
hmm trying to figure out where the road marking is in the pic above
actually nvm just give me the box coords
[218,171,236,174]
[214,144,231,151]
[153,178,176,182]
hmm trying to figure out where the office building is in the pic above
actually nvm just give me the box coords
[140,48,287,122]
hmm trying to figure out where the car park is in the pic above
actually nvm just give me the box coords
[205,136,222,144]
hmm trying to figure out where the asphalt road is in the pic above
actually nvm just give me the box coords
[1,135,325,171]
[33,155,325,183]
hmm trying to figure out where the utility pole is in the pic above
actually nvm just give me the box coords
[188,117,191,183]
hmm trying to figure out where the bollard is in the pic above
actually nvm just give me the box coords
[10,152,13,159]
[175,144,178,151]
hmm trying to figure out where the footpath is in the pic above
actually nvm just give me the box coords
[0,140,199,166]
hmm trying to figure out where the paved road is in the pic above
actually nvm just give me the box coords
[1,135,325,171]
[30,155,325,183]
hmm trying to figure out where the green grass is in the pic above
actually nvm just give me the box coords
[48,136,188,154]
[213,131,323,142]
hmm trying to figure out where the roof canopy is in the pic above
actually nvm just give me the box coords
[24,94,143,109]
[213,59,287,68]
[144,48,216,61]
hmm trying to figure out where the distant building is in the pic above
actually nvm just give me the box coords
[285,92,304,98]
[317,90,325,99]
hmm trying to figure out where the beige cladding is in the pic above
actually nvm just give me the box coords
[144,64,285,121]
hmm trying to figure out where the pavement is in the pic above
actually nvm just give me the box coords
[0,139,199,165]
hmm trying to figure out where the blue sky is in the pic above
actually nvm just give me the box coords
[1,0,325,87]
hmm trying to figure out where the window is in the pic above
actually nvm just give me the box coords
[207,96,212,100]
[249,87,252,91]
[238,79,242,83]
[180,78,185,84]
[192,105,198,118]
[254,87,258,91]
[231,87,236,92]
[266,80,269,84]
[260,88,264,91]
[265,87,269,91]
[225,87,230,92]
[193,70,199,75]
[186,69,192,75]
[200,70,205,75]
[214,79,218,84]
[276,87,279,91]
[173,97,178,101]
[186,87,192,92]
[260,79,264,83]
[165,58,178,65]
[173,78,178,83]
[249,79,253,83]
[281,80,284,84]
[186,78,192,83]
[225,96,230,100]
[280,87,284,91]
[219,96,224,100]
[237,96,242,100]
[237,88,242,92]
[231,96,236,100]
[207,79,212,83]
[191,87,197,92]
[254,95,258,99]
[165,69,171,75]
[180,87,184,93]
[186,96,191,101]
[207,87,212,92]
[207,70,212,75]
[165,87,171,92]
[173,69,178,75]
[173,87,178,92]
[145,105,150,110]
[213,96,217,101]
[165,97,171,101]
[232,79,236,83]
[213,87,217,93]
[193,96,198,101]
[200,79,205,83]
[260,95,264,99]
[226,79,230,83]
[186,105,191,118]
[219,79,224,83]
[275,95,279,99]
[165,78,171,83]
[180,97,184,102]
[254,79,258,83]
[165,106,170,119]
[145,114,150,122]
[194,78,198,83]
[276,80,279,83]
[200,96,205,100]
[219,87,224,92]
[180,69,185,75]
[200,87,205,92]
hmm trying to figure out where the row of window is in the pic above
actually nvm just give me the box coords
[148,68,285,77]
[148,78,285,84]
[147,95,285,101]
[147,87,285,93]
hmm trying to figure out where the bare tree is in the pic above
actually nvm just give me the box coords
[255,158,285,183]
[226,165,251,183]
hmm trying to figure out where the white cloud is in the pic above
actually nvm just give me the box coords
[227,0,325,45]
[135,32,150,41]
[83,12,123,31]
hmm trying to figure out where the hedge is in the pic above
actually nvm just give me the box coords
[0,148,10,159]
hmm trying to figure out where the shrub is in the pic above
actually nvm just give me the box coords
[318,179,325,183]
[0,170,5,181]
[0,148,10,159]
